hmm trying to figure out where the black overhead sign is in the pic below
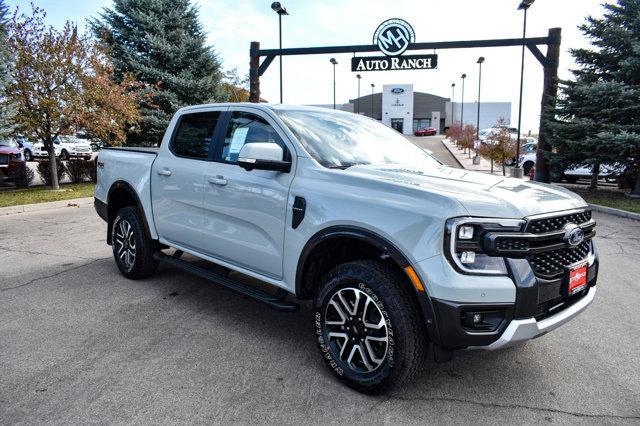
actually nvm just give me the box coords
[351,54,438,72]
[352,18,438,72]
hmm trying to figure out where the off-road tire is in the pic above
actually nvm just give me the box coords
[112,206,159,279]
[313,260,427,394]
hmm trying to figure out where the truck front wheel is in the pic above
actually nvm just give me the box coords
[313,260,427,393]
[112,206,158,279]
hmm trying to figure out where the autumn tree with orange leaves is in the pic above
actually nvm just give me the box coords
[6,6,142,189]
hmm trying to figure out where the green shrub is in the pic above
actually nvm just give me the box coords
[66,159,93,183]
[36,159,66,186]
[11,163,35,188]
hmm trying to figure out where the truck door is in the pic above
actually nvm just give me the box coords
[151,108,225,251]
[200,108,295,279]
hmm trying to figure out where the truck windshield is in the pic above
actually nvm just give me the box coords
[277,109,440,169]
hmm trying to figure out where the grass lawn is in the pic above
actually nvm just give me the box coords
[571,187,640,214]
[0,182,95,208]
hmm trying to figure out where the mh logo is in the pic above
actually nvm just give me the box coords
[373,19,415,57]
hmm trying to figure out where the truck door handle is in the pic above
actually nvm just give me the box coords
[208,176,228,186]
[157,168,172,176]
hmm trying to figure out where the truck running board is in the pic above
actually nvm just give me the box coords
[156,251,299,313]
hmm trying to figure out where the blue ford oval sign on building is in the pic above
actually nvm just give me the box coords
[391,88,405,94]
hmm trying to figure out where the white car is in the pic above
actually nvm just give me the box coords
[14,137,36,161]
[518,152,622,182]
[33,136,93,160]
[479,127,520,144]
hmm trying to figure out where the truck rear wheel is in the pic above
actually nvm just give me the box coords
[112,206,158,279]
[313,260,427,394]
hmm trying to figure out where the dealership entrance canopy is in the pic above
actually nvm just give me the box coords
[248,19,562,182]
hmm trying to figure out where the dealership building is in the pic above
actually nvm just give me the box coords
[339,84,511,135]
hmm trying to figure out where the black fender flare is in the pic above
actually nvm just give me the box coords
[106,180,153,245]
[295,226,410,297]
[295,225,441,344]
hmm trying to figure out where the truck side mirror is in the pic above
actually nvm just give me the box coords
[237,143,291,173]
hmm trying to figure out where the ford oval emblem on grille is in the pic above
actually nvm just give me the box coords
[563,223,585,247]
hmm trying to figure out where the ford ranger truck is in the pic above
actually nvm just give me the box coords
[94,104,598,394]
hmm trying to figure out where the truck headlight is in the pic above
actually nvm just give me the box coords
[445,217,524,275]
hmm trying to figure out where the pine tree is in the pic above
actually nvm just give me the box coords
[547,0,640,193]
[92,0,223,146]
[0,0,15,138]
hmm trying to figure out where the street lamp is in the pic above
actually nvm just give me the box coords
[356,74,361,114]
[371,83,375,119]
[512,0,535,178]
[271,2,289,104]
[460,73,467,126]
[473,57,485,165]
[450,83,455,129]
[330,58,337,109]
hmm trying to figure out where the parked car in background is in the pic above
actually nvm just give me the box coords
[505,138,537,166]
[479,127,519,144]
[14,137,36,161]
[414,127,437,136]
[33,136,93,160]
[32,140,61,160]
[518,152,623,182]
[0,139,26,182]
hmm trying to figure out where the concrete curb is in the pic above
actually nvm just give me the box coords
[589,203,640,221]
[440,139,464,168]
[0,197,93,216]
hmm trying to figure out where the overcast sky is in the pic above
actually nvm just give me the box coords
[7,0,607,132]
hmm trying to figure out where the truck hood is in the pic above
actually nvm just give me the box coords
[346,164,587,218]
[0,147,20,155]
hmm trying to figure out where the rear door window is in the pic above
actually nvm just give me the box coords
[170,111,221,159]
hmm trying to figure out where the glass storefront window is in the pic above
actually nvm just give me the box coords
[413,118,431,131]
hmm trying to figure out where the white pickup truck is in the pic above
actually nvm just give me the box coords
[95,104,599,393]
[32,136,94,160]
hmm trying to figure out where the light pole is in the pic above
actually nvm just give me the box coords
[512,0,535,178]
[371,83,375,118]
[460,73,467,127]
[473,57,485,165]
[450,83,455,129]
[330,58,337,109]
[271,2,288,104]
[356,74,361,114]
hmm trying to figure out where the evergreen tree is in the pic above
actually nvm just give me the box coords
[547,0,640,192]
[92,0,223,146]
[0,0,15,138]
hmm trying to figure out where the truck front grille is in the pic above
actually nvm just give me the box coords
[527,240,591,279]
[527,210,592,234]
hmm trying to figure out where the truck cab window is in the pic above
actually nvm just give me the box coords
[220,111,285,163]
[171,112,220,159]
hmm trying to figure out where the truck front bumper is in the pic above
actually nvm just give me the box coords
[474,286,596,350]
[414,243,599,350]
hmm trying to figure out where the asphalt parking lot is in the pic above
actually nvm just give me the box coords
[1,177,640,423]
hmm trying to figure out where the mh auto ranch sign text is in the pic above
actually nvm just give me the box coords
[351,54,438,72]
[351,19,438,72]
